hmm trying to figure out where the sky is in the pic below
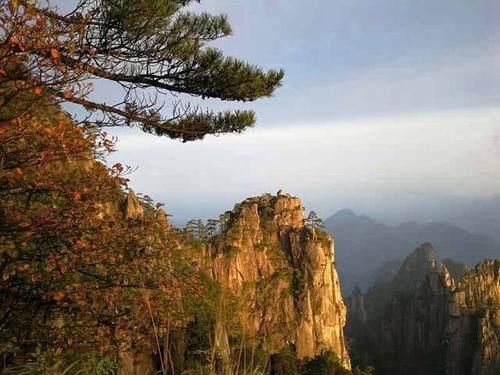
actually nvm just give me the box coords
[71,0,500,225]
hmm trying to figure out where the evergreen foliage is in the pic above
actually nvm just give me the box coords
[306,211,325,230]
[0,0,284,141]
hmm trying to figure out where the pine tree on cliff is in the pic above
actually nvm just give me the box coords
[1,0,284,141]
[185,219,198,239]
[206,219,219,237]
[306,211,324,230]
[218,211,231,232]
[195,219,207,241]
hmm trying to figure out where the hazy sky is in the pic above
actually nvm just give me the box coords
[87,1,500,224]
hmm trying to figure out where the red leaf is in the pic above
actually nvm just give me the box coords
[50,48,60,59]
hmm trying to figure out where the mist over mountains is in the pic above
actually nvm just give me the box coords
[325,209,500,293]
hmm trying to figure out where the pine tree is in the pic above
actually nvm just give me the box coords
[185,219,198,239]
[195,219,206,241]
[218,211,231,233]
[306,211,324,230]
[1,0,284,141]
[206,219,219,237]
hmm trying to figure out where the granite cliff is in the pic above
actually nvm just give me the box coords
[446,260,500,375]
[346,244,499,375]
[207,194,351,371]
[119,193,352,374]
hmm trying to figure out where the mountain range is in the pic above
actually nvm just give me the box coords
[325,209,500,293]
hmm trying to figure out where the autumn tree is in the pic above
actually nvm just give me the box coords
[0,0,284,370]
[0,0,284,141]
[0,97,209,367]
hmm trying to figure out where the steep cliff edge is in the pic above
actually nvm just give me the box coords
[346,244,499,375]
[207,193,351,369]
[446,260,500,375]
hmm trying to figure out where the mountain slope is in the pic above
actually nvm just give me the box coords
[346,244,500,375]
[325,209,500,293]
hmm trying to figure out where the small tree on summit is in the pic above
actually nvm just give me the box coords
[206,219,219,237]
[306,211,324,230]
[0,0,284,141]
[218,211,231,233]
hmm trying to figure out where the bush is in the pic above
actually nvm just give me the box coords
[270,348,300,375]
[302,352,351,375]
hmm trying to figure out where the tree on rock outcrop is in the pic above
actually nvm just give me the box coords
[206,219,220,238]
[0,0,284,141]
[306,211,324,229]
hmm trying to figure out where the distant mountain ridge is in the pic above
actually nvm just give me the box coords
[325,209,500,293]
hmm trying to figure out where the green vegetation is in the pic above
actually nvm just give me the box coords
[302,352,373,375]
[266,350,374,375]
[223,245,241,258]
[1,0,283,141]
[305,211,325,230]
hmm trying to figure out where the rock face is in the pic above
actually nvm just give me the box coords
[445,260,500,375]
[375,245,454,375]
[121,190,144,219]
[117,193,350,374]
[208,194,351,369]
[346,244,500,375]
[442,258,469,283]
[346,287,367,327]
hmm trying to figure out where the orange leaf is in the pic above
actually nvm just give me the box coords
[18,221,30,228]
[75,239,87,249]
[9,35,19,46]
[53,291,65,301]
[15,167,23,176]
[58,264,68,274]
[16,264,30,272]
[34,87,43,96]
[72,191,81,201]
[50,48,60,59]
[63,91,73,99]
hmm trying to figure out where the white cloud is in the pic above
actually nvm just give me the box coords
[109,107,500,221]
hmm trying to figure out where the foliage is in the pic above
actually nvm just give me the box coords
[301,352,354,375]
[0,96,205,365]
[305,211,324,230]
[0,0,284,141]
[269,348,300,375]
[0,0,289,373]
[3,350,118,375]
[183,215,231,242]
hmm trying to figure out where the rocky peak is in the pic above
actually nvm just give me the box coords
[446,259,500,375]
[209,193,351,370]
[121,190,144,219]
[394,242,442,290]
[452,259,499,309]
[346,243,499,375]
